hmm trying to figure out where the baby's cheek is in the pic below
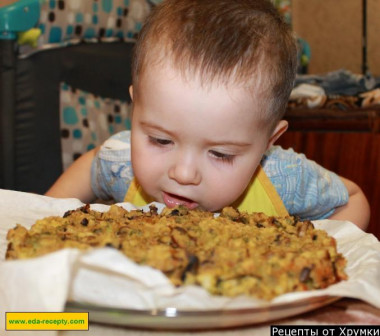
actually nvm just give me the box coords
[131,154,149,182]
[224,172,255,199]
[205,181,246,211]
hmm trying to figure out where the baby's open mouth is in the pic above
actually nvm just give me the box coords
[162,192,199,210]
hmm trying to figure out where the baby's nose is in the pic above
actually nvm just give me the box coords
[168,154,201,185]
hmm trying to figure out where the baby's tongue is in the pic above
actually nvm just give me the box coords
[163,193,199,209]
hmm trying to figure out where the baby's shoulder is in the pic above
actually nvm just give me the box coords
[262,146,309,174]
[262,146,348,220]
[98,130,131,161]
[101,130,131,149]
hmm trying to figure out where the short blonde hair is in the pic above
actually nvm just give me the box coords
[132,0,297,123]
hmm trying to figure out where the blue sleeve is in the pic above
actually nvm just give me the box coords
[91,131,134,202]
[262,146,349,220]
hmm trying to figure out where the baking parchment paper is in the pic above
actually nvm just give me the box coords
[1,188,380,324]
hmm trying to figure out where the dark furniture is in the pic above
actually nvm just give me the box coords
[0,40,134,194]
[278,107,380,239]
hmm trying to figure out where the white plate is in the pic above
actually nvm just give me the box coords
[65,296,340,330]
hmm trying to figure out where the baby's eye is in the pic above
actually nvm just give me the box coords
[209,150,235,163]
[148,136,173,146]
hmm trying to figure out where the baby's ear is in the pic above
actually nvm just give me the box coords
[129,85,134,101]
[267,120,288,150]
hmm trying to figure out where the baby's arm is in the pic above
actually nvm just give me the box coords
[328,176,370,231]
[45,148,98,203]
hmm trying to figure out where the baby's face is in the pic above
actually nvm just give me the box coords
[131,62,282,211]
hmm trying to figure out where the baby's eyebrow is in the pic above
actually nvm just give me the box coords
[206,140,251,148]
[140,121,173,135]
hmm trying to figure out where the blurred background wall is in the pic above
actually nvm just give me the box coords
[292,0,380,75]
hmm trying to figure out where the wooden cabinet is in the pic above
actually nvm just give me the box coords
[277,107,380,239]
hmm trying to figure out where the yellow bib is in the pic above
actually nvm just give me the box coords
[124,165,288,216]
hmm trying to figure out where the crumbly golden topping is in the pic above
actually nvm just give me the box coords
[6,205,347,300]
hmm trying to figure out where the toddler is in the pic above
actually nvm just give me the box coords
[46,0,370,229]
